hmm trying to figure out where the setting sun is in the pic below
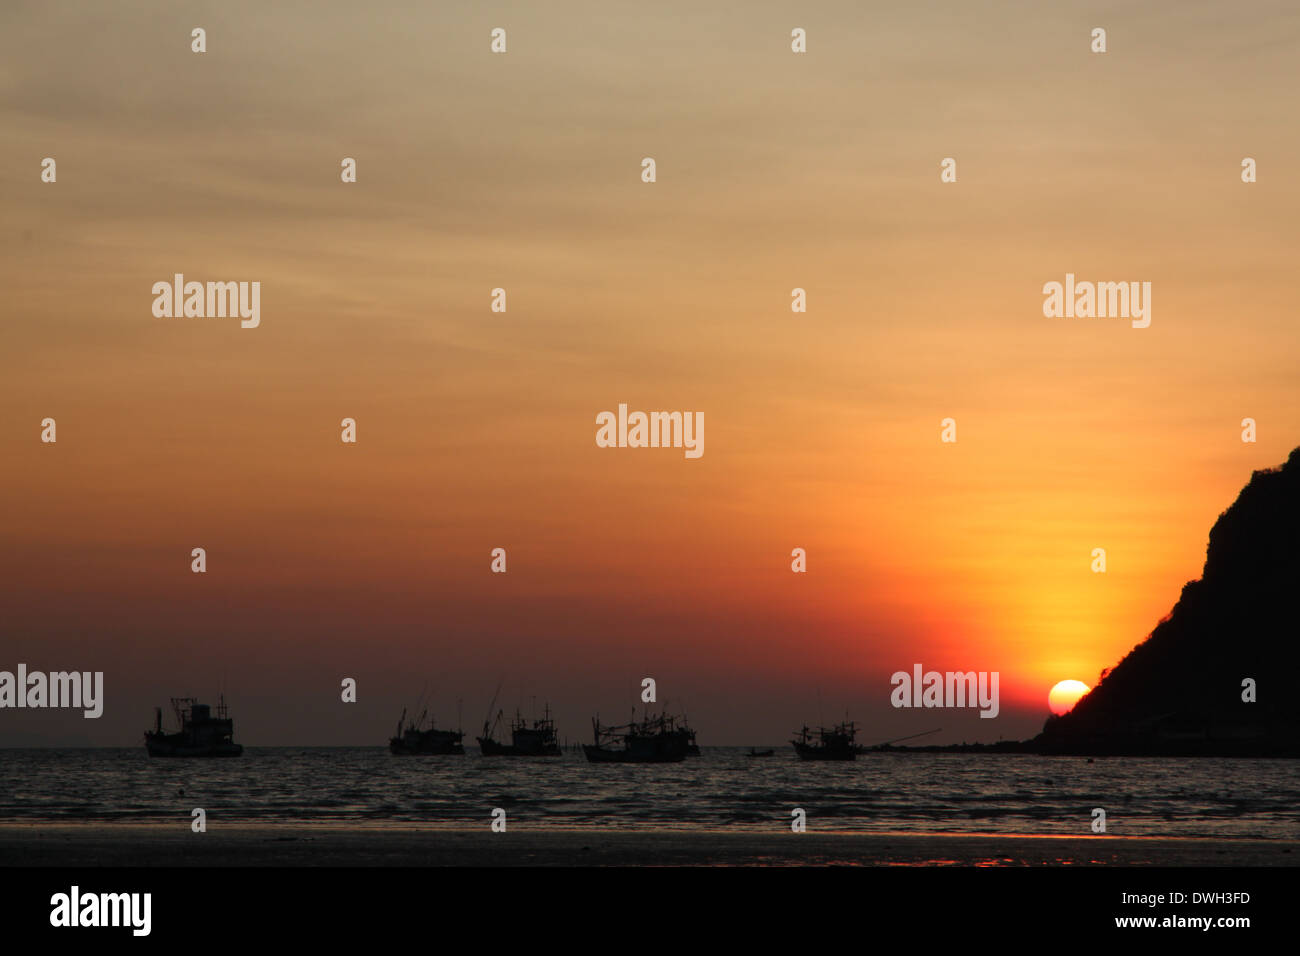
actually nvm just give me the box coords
[1048,680,1091,716]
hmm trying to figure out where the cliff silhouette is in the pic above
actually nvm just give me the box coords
[1033,447,1300,756]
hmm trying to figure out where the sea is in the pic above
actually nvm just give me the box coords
[3,748,1298,838]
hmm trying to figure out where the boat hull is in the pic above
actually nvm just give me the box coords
[792,742,856,761]
[583,743,686,763]
[145,736,243,758]
[478,736,561,757]
[390,738,464,755]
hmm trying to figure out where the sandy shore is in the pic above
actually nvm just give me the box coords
[2,826,1296,866]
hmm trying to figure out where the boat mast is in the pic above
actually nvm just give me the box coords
[482,681,503,738]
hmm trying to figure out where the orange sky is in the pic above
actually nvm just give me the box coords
[2,1,1298,745]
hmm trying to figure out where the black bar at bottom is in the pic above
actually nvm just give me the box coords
[0,865,1284,943]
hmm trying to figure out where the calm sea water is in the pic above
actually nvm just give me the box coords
[2,748,1298,838]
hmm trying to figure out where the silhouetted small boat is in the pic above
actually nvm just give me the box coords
[389,707,464,755]
[746,748,775,757]
[144,696,243,757]
[583,711,689,763]
[478,704,562,756]
[792,722,857,760]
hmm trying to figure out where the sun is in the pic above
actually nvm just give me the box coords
[1048,680,1090,715]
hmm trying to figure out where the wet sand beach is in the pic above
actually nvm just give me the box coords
[2,826,1296,867]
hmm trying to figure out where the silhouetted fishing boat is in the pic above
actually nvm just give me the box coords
[680,718,701,756]
[389,706,464,755]
[792,721,857,760]
[746,748,775,757]
[583,711,690,763]
[144,696,243,757]
[478,704,562,756]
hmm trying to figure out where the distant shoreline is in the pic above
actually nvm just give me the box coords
[5,744,1300,757]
